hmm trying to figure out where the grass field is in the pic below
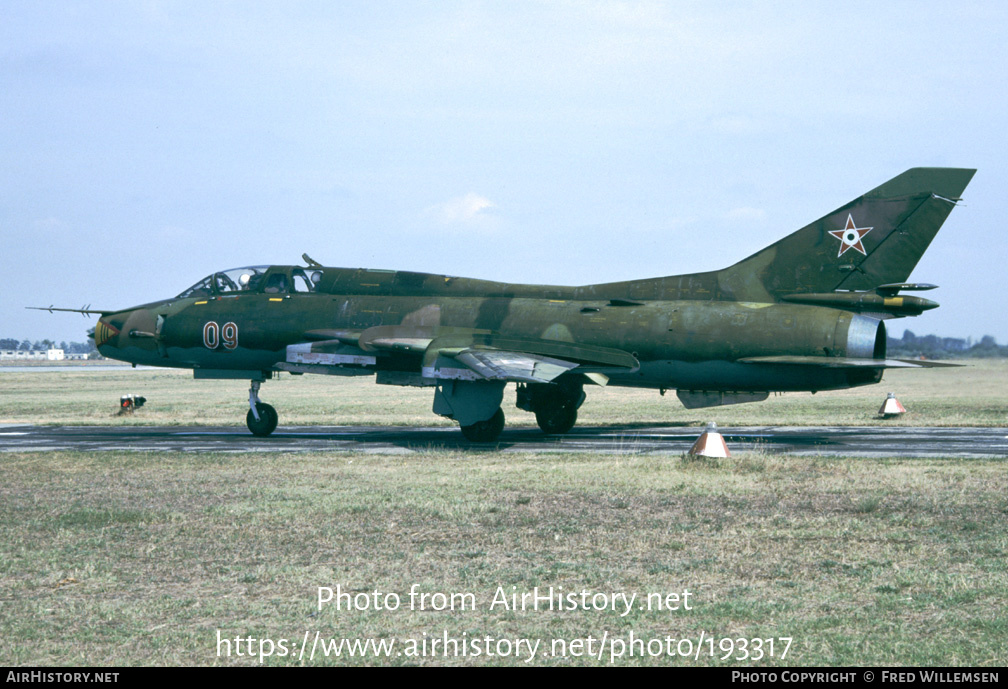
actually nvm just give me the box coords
[1,364,1006,666]
[2,359,1008,428]
[1,451,1005,666]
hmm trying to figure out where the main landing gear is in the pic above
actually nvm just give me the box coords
[433,380,507,443]
[246,380,278,437]
[441,380,587,443]
[460,408,506,443]
[517,381,585,436]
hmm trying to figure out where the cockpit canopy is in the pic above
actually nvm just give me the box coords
[176,266,322,299]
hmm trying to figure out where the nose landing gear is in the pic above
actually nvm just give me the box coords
[246,380,278,436]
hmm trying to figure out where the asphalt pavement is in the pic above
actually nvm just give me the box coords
[2,424,1006,457]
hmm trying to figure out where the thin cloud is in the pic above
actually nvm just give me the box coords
[425,193,499,229]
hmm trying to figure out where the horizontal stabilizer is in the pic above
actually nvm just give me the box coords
[738,355,960,368]
[891,358,962,368]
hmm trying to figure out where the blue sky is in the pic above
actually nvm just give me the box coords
[3,1,1006,345]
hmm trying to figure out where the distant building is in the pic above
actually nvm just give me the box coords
[0,350,35,360]
[0,348,65,361]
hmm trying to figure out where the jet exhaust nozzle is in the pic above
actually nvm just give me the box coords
[846,314,886,359]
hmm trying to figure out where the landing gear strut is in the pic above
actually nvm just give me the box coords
[246,380,278,437]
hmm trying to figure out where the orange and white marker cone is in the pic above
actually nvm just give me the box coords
[878,392,906,419]
[688,422,731,458]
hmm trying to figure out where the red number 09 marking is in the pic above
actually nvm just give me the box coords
[222,322,238,350]
[202,322,219,349]
[203,321,239,350]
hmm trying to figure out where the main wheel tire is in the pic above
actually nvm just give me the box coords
[460,408,505,443]
[246,402,278,437]
[535,403,578,435]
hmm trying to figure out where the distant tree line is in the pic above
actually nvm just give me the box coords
[888,330,1008,359]
[0,338,98,355]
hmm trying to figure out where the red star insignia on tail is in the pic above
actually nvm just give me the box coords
[829,214,873,257]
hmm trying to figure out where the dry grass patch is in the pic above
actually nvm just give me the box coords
[1,450,1005,666]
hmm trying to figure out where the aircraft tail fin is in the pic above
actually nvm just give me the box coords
[715,167,976,301]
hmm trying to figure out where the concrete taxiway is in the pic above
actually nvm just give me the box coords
[1,424,1006,457]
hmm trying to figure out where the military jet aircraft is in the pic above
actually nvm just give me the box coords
[37,167,974,441]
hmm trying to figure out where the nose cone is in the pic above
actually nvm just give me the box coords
[95,308,159,361]
[94,317,121,348]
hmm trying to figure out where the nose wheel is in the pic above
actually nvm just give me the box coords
[246,380,279,437]
[247,403,278,436]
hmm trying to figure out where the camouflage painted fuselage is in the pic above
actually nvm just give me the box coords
[98,265,884,394]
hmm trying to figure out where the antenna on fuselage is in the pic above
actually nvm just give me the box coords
[302,253,322,268]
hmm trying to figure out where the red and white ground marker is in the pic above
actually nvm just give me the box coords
[688,422,731,458]
[878,392,907,419]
